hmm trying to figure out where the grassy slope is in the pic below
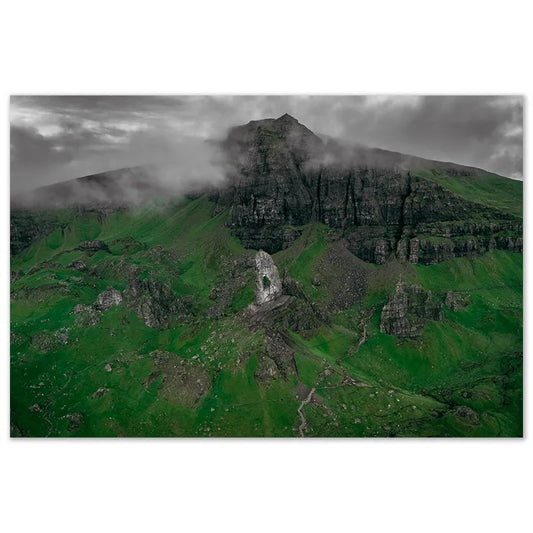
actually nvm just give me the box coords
[11,176,523,437]
[413,169,523,218]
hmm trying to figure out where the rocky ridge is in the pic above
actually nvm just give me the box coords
[212,114,521,265]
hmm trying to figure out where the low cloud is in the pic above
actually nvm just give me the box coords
[10,95,523,196]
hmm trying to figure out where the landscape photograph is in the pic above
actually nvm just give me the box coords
[10,95,523,438]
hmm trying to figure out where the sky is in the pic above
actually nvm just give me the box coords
[10,95,523,194]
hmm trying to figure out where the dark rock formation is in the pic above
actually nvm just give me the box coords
[316,241,370,311]
[214,114,521,264]
[255,330,298,381]
[123,278,190,328]
[69,259,87,272]
[10,210,64,255]
[78,240,110,253]
[380,281,443,338]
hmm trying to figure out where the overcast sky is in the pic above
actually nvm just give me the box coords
[10,95,523,194]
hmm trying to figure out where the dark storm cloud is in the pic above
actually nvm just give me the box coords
[10,95,523,194]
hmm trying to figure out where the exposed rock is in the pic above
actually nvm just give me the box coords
[10,210,63,255]
[255,250,282,305]
[54,327,70,345]
[10,330,28,346]
[317,241,370,311]
[66,412,85,432]
[78,240,109,253]
[380,281,443,338]
[29,404,42,412]
[123,278,189,328]
[30,332,57,353]
[69,259,87,271]
[454,405,480,426]
[445,291,469,311]
[91,387,108,399]
[96,287,123,311]
[214,114,521,264]
[255,330,297,381]
[207,254,255,318]
[282,274,306,298]
[104,363,112,372]
[91,257,143,281]
[73,304,101,327]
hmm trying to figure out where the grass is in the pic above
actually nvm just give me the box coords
[413,169,523,218]
[10,190,523,437]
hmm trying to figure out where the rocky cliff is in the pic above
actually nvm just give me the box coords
[380,281,443,337]
[214,114,521,264]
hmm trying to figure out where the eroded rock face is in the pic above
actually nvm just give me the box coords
[380,281,443,338]
[214,114,521,264]
[255,331,297,381]
[96,287,123,311]
[123,278,189,328]
[255,251,282,305]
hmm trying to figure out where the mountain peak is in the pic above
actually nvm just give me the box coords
[276,113,299,124]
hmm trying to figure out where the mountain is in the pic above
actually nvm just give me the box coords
[11,166,162,209]
[214,114,522,263]
[10,114,523,437]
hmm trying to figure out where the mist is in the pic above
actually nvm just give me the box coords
[10,95,523,203]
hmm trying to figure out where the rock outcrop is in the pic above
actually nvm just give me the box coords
[380,281,443,338]
[445,291,469,312]
[123,278,189,328]
[96,287,123,311]
[255,250,282,305]
[255,330,297,381]
[78,240,110,253]
[73,303,101,326]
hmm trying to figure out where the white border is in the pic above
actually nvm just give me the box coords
[1,1,531,532]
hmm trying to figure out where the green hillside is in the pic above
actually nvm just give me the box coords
[413,169,523,218]
[10,182,523,437]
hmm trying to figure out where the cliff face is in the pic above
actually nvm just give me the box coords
[380,281,443,337]
[217,114,522,264]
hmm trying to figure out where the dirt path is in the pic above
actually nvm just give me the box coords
[297,387,316,437]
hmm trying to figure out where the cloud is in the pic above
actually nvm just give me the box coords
[10,95,523,194]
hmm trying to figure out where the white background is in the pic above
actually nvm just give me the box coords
[1,1,531,532]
